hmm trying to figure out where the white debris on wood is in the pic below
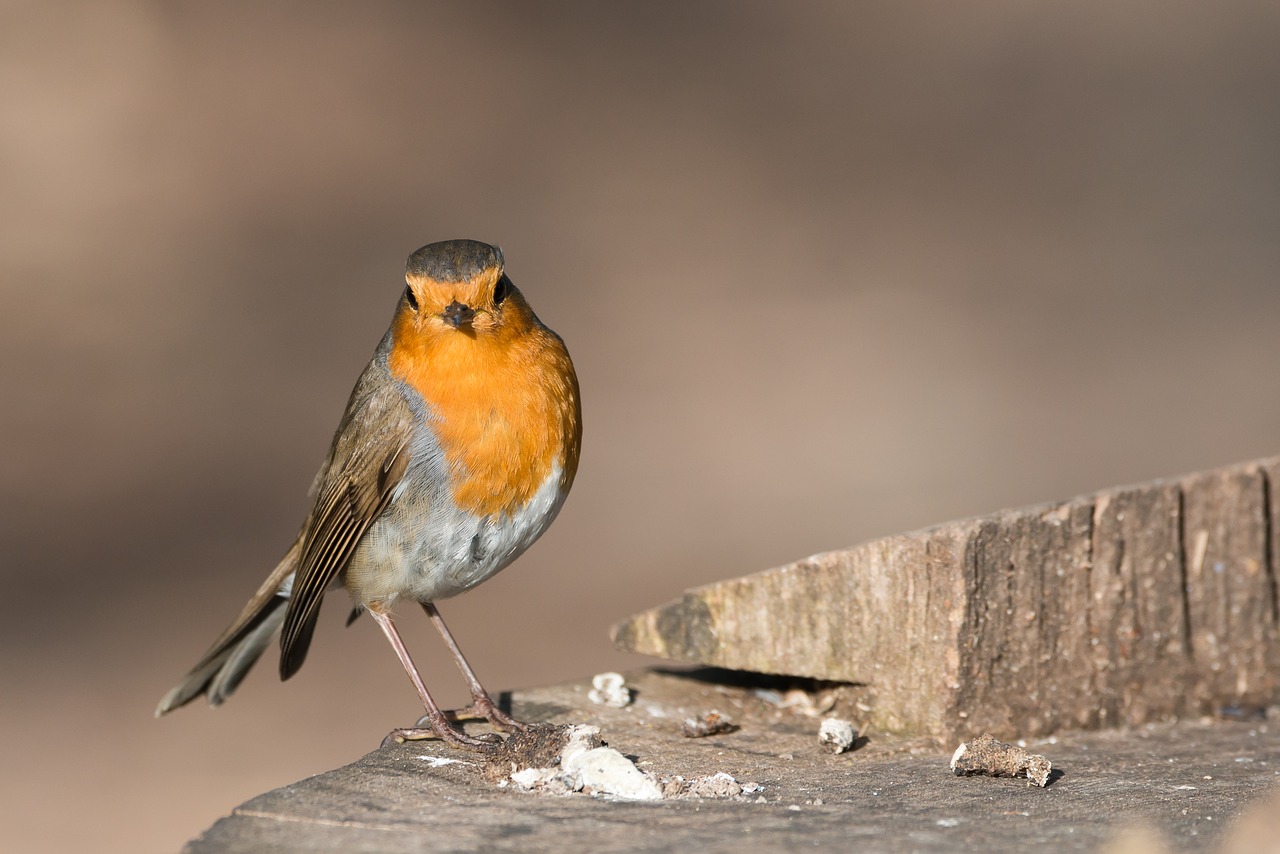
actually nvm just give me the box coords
[500,724,758,801]
[504,724,660,800]
[587,672,632,708]
[564,746,664,800]
[561,724,605,761]
[682,771,747,799]
[753,687,838,717]
[818,718,857,754]
[658,771,763,799]
[511,766,558,790]
[416,755,473,768]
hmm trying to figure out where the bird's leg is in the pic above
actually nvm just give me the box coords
[368,609,501,750]
[420,601,531,733]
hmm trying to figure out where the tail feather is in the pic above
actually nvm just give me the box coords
[156,652,232,715]
[207,598,288,706]
[155,595,288,716]
[155,540,300,717]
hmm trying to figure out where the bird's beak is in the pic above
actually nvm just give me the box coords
[441,300,476,328]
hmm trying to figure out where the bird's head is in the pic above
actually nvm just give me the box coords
[396,239,531,340]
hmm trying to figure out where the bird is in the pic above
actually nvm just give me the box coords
[156,239,581,749]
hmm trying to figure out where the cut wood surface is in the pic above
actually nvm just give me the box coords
[612,457,1280,739]
[185,670,1280,853]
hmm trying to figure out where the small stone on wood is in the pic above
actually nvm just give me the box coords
[682,710,737,738]
[588,672,632,708]
[949,733,1052,787]
[818,718,857,754]
[660,771,761,799]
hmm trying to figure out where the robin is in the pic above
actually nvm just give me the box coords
[156,239,581,749]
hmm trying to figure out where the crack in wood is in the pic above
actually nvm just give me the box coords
[232,808,421,833]
[1176,484,1193,665]
[1261,465,1279,625]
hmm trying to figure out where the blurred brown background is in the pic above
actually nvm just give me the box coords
[4,1,1280,851]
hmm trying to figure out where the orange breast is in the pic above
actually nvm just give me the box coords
[387,313,580,518]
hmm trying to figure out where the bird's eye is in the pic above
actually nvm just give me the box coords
[493,275,510,306]
[404,286,419,312]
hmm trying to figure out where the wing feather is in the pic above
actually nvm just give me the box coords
[277,383,413,680]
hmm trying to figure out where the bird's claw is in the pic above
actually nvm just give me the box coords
[382,724,503,752]
[424,700,530,733]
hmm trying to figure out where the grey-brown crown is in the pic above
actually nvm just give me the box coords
[406,239,504,282]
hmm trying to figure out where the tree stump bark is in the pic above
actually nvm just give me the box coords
[613,457,1280,738]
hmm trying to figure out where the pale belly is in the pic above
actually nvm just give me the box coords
[342,460,569,608]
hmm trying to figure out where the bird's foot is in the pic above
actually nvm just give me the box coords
[426,697,530,734]
[382,710,504,751]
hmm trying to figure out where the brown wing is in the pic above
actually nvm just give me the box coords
[277,383,414,681]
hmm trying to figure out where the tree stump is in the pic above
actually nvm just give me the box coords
[613,457,1280,738]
